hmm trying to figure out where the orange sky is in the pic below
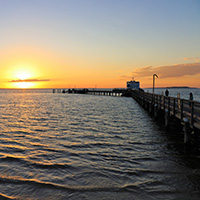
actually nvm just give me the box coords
[0,46,199,89]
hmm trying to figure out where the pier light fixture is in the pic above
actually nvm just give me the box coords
[153,74,158,93]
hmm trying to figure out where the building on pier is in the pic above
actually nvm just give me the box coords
[127,79,140,90]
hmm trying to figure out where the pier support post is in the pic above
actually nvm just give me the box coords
[148,102,154,116]
[154,104,158,120]
[148,102,152,114]
[183,118,191,152]
[142,98,145,107]
[190,102,194,128]
[145,101,149,111]
[165,109,170,130]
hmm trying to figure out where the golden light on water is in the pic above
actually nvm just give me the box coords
[14,82,37,89]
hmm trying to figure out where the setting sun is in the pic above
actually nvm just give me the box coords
[14,70,34,88]
[10,68,37,88]
[11,66,36,80]
[16,71,31,80]
[14,82,36,89]
[4,64,43,89]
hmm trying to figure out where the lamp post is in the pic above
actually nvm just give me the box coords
[153,74,158,93]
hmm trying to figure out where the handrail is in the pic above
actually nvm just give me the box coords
[131,90,200,128]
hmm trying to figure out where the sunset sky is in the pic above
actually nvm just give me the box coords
[0,0,199,89]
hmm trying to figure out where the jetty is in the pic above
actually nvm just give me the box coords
[62,87,200,152]
[69,89,200,127]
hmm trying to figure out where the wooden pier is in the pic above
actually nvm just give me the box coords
[130,90,200,129]
[87,89,123,97]
[129,90,200,152]
[63,88,200,152]
[67,89,200,127]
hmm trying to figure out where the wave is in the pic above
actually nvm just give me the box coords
[0,173,169,195]
[0,155,75,170]
[0,193,18,200]
[7,130,30,135]
[0,175,141,193]
[30,161,75,170]
[0,155,22,162]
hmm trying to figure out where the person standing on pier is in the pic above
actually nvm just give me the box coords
[165,89,169,96]
[189,92,193,101]
[189,92,193,107]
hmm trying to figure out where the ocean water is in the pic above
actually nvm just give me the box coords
[0,90,200,200]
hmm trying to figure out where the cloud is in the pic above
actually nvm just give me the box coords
[9,79,50,82]
[132,62,200,79]
[184,57,200,62]
[184,58,193,60]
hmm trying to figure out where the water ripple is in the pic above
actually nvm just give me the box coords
[0,92,200,199]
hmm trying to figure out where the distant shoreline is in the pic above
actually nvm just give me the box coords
[145,87,198,89]
[166,86,197,89]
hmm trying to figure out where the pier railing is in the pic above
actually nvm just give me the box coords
[131,90,200,129]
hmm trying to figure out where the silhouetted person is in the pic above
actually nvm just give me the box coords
[189,92,193,101]
[189,92,193,107]
[165,89,169,96]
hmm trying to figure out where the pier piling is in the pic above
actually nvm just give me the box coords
[154,104,158,120]
[165,109,170,130]
[183,118,192,151]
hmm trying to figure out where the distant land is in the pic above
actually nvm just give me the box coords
[145,86,198,89]
[166,86,197,89]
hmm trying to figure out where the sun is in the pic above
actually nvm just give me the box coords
[15,82,35,89]
[5,62,46,89]
[9,67,39,89]
[15,70,31,80]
